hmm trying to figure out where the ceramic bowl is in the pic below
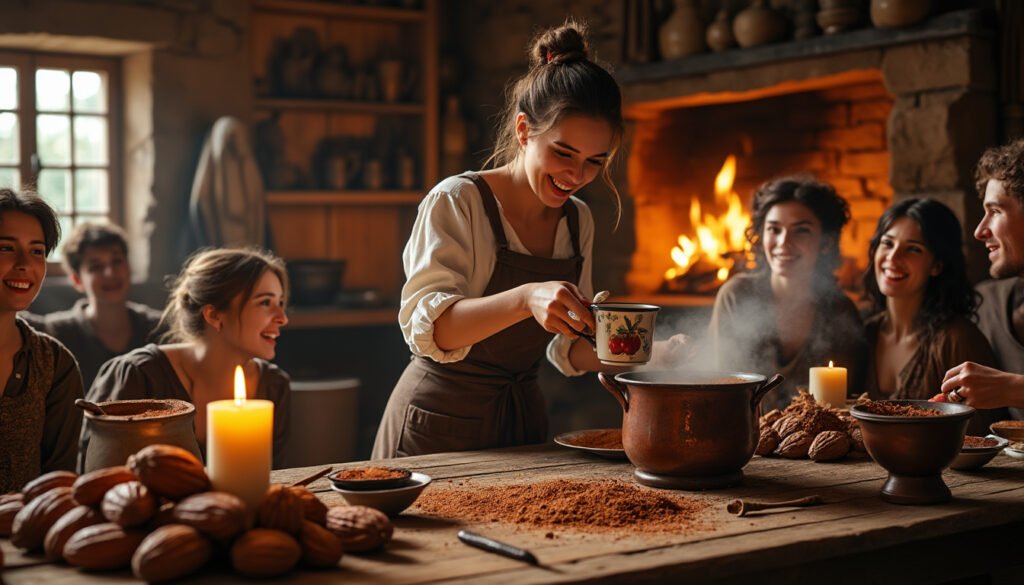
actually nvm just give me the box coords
[329,472,431,516]
[328,466,412,490]
[989,421,1024,441]
[851,400,974,504]
[950,435,1008,471]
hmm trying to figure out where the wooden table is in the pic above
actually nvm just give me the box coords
[5,444,1024,584]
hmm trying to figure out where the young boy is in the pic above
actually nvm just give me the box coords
[23,222,163,391]
[0,188,83,491]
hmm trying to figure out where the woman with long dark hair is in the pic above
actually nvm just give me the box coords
[863,198,997,412]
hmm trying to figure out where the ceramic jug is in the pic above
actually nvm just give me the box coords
[870,0,930,29]
[733,0,787,48]
[659,0,706,60]
[83,399,203,472]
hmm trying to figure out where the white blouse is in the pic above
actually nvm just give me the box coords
[400,175,595,376]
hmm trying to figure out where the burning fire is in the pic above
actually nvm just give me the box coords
[664,155,753,288]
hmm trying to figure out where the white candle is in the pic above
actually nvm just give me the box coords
[809,361,847,409]
[207,365,273,510]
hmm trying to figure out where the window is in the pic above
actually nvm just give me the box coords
[0,52,120,257]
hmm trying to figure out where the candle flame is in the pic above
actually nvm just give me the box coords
[234,365,246,406]
[828,360,834,368]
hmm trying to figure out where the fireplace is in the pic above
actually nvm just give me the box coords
[615,10,998,296]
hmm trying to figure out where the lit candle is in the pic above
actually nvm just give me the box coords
[207,365,273,510]
[809,361,847,409]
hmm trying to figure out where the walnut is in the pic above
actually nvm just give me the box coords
[11,486,77,551]
[299,519,343,568]
[808,430,851,462]
[102,481,158,528]
[132,524,213,582]
[755,427,780,456]
[43,505,104,561]
[290,486,328,526]
[62,522,147,570]
[128,445,211,501]
[173,492,249,543]
[258,484,304,535]
[21,471,77,503]
[776,431,814,459]
[72,466,137,507]
[325,505,393,553]
[848,427,866,452]
[760,409,783,427]
[772,414,803,438]
[230,528,302,578]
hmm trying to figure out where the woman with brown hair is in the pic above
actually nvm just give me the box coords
[0,188,83,492]
[83,247,291,467]
[708,177,866,411]
[373,20,683,459]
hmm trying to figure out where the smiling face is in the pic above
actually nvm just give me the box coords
[762,201,828,279]
[72,244,130,306]
[873,216,941,301]
[975,179,1024,279]
[216,270,288,360]
[0,211,47,313]
[516,113,612,208]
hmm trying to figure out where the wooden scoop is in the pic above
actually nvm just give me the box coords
[74,399,107,416]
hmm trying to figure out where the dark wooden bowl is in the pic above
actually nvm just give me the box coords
[852,401,974,505]
[328,466,412,490]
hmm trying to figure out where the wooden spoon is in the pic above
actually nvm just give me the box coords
[74,399,107,416]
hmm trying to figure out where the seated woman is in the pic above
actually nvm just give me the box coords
[84,248,291,468]
[709,177,865,411]
[862,198,1003,431]
[0,188,84,492]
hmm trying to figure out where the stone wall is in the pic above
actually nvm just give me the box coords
[0,0,252,298]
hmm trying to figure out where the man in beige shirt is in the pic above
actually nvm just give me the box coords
[942,139,1024,409]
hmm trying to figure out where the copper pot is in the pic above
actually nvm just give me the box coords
[600,371,783,489]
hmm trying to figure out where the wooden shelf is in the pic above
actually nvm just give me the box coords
[254,98,425,115]
[286,307,398,329]
[267,191,422,205]
[252,0,426,22]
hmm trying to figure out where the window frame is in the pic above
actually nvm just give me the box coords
[0,50,122,272]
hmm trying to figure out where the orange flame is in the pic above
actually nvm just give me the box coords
[664,155,752,282]
[233,365,246,406]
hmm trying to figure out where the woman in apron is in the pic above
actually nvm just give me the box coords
[374,20,652,458]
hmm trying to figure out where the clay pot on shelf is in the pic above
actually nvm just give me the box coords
[733,0,787,48]
[706,9,737,52]
[817,0,864,34]
[870,0,930,29]
[658,0,706,60]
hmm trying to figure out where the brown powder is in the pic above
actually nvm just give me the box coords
[414,479,712,534]
[570,429,623,450]
[861,401,942,417]
[963,436,999,448]
[337,467,408,480]
[992,421,1024,429]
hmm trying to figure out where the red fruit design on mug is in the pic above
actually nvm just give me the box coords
[608,316,648,357]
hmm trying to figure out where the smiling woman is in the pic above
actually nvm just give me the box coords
[82,248,293,470]
[0,188,84,492]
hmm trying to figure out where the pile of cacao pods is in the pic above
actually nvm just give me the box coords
[757,390,869,462]
[0,444,393,581]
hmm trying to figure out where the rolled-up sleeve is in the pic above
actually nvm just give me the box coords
[400,189,477,363]
[546,198,595,377]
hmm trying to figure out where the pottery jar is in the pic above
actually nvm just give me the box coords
[733,0,787,48]
[83,400,203,472]
[706,9,736,52]
[870,0,930,29]
[659,0,706,60]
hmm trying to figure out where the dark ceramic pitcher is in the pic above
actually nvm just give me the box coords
[599,371,783,489]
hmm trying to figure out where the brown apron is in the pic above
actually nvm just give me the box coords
[372,172,583,459]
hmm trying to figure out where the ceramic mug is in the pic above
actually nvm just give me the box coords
[582,303,660,366]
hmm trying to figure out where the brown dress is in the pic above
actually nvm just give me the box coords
[372,172,583,458]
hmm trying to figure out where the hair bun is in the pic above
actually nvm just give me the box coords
[530,20,591,67]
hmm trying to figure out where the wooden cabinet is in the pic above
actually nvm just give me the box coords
[250,0,438,320]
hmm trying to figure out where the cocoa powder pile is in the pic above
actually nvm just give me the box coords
[963,436,999,448]
[337,467,408,480]
[861,401,942,417]
[572,429,623,450]
[414,479,711,533]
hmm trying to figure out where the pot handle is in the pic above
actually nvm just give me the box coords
[598,372,629,413]
[751,374,785,411]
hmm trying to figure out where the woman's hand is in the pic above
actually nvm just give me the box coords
[647,334,694,369]
[523,281,595,339]
[941,361,1024,409]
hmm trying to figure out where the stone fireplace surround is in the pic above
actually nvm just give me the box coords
[613,10,997,295]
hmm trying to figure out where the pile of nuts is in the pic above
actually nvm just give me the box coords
[0,444,393,580]
[757,391,867,462]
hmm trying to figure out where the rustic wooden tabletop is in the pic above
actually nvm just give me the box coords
[5,444,1024,584]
